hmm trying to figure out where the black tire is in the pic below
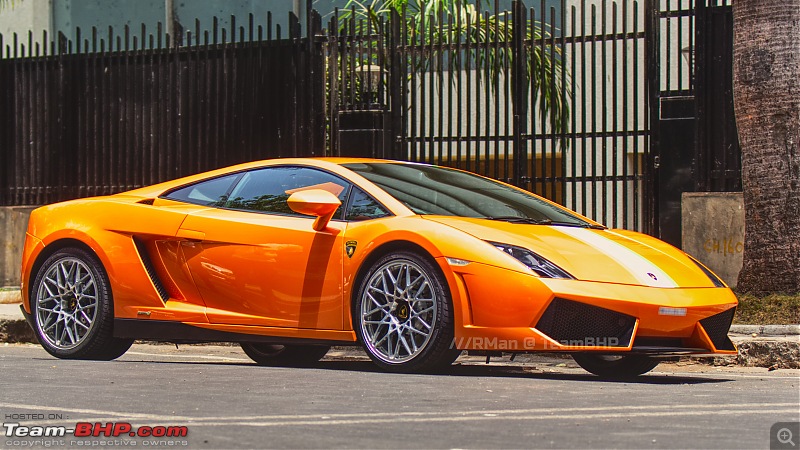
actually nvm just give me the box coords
[240,343,330,366]
[31,248,133,360]
[572,353,660,378]
[354,250,461,373]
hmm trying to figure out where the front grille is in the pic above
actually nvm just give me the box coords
[699,307,736,351]
[535,298,635,347]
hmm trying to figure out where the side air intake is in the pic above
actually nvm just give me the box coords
[535,298,635,347]
[133,237,169,302]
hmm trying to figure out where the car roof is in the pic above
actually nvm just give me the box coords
[115,157,418,216]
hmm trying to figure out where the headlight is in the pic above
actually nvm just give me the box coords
[488,242,574,279]
[686,254,726,288]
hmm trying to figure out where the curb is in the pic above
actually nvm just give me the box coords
[0,289,22,305]
[729,324,800,336]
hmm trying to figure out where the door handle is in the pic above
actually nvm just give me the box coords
[176,229,206,242]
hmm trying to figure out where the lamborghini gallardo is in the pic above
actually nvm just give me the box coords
[19,158,738,377]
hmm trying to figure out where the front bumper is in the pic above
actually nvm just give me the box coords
[448,262,738,355]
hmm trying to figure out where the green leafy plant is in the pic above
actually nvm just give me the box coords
[337,0,570,135]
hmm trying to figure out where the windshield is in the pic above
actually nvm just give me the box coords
[343,162,593,227]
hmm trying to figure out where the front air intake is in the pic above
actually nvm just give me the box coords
[535,298,635,347]
[699,307,736,351]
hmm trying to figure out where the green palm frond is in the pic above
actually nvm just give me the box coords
[338,0,571,136]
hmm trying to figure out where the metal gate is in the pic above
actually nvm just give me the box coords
[0,0,740,241]
[328,0,740,240]
[328,0,652,233]
[648,0,740,246]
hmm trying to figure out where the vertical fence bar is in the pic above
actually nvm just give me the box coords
[390,8,403,161]
[446,11,454,167]
[548,6,557,201]
[538,0,547,196]
[568,3,578,213]
[529,5,537,195]
[590,5,597,221]
[600,1,608,225]
[579,0,587,217]
[611,1,619,228]
[512,0,527,188]
[633,0,640,230]
[464,9,473,172]
[0,33,5,205]
[482,9,491,177]
[559,0,567,205]
[455,6,463,170]
[437,7,445,166]
[622,0,629,229]
[410,14,419,162]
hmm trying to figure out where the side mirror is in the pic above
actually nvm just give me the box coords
[287,189,342,231]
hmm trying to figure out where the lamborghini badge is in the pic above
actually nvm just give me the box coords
[346,240,358,258]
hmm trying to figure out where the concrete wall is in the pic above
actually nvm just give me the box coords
[1,206,35,288]
[681,192,744,288]
[0,0,51,50]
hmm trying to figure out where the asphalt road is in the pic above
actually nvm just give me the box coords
[0,343,798,449]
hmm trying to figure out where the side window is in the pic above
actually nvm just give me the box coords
[224,166,349,216]
[162,173,240,206]
[346,188,390,221]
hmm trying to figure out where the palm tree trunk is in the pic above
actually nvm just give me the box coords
[733,1,800,294]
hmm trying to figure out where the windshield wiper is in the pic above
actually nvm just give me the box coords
[482,216,606,229]
[482,216,553,225]
[549,221,606,229]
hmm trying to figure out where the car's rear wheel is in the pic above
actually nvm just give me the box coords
[240,343,330,366]
[572,353,660,378]
[31,248,133,360]
[355,251,461,373]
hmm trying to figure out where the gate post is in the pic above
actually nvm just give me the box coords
[388,8,403,161]
[645,0,660,237]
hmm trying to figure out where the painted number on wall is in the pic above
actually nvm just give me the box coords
[703,238,743,256]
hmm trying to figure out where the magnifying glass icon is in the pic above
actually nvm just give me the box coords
[777,428,796,446]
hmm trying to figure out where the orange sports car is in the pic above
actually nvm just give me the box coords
[19,158,737,378]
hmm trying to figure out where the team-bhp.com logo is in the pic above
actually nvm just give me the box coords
[5,422,188,438]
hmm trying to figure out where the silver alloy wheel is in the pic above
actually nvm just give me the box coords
[35,257,99,350]
[360,259,437,364]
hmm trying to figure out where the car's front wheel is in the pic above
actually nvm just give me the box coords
[240,343,330,366]
[31,248,133,360]
[572,353,660,378]
[355,251,461,373]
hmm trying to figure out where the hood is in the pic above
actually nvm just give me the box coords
[424,216,716,288]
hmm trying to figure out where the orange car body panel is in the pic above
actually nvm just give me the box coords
[20,158,737,353]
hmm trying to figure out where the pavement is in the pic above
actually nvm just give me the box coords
[2,298,798,368]
[0,343,798,449]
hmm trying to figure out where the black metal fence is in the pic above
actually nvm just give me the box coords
[0,10,325,206]
[329,0,650,231]
[0,0,740,240]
